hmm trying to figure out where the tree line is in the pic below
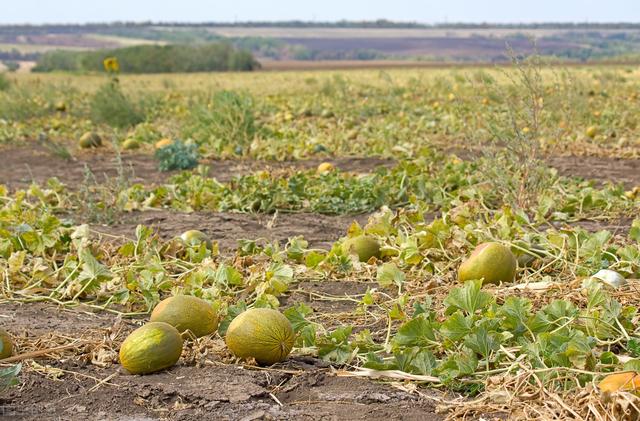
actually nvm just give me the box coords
[32,43,260,73]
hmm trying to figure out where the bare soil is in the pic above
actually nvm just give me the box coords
[2,143,639,191]
[92,211,370,252]
[546,155,640,188]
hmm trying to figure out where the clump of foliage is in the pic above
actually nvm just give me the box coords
[3,61,20,72]
[90,79,144,128]
[155,139,200,172]
[33,43,260,73]
[182,90,256,155]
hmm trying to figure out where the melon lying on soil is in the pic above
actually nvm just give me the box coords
[0,328,13,359]
[585,126,598,139]
[79,132,102,148]
[225,308,295,365]
[54,101,67,112]
[317,162,335,174]
[342,235,381,262]
[122,138,140,150]
[155,138,173,149]
[458,242,517,285]
[179,230,212,249]
[119,322,183,375]
[598,372,640,393]
[150,295,218,338]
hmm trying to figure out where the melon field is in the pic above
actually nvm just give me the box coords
[0,61,640,420]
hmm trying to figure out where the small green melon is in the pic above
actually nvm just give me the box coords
[179,230,212,249]
[150,295,218,338]
[342,235,381,262]
[79,132,102,148]
[122,138,140,150]
[119,322,183,375]
[0,329,13,359]
[458,242,517,285]
[225,308,294,365]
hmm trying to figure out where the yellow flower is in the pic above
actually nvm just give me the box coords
[103,57,120,73]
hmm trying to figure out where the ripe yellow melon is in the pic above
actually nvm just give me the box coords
[458,242,517,285]
[150,295,218,338]
[79,132,102,148]
[342,235,381,262]
[54,101,66,112]
[225,308,294,365]
[598,372,640,393]
[0,329,13,359]
[155,138,173,149]
[179,230,212,249]
[317,162,335,174]
[119,322,183,375]
[122,138,140,150]
[586,126,598,139]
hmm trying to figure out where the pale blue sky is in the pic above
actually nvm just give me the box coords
[2,0,639,24]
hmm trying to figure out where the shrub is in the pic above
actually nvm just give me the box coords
[90,80,144,128]
[155,140,200,172]
[3,61,19,72]
[182,90,255,155]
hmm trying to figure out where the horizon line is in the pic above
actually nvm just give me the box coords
[2,19,640,27]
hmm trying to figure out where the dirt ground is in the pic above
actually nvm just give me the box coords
[92,211,371,252]
[546,155,640,189]
[2,144,638,191]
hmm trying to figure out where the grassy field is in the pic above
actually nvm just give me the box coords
[0,62,639,420]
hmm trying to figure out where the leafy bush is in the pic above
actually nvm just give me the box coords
[90,80,144,128]
[34,43,260,73]
[3,61,19,72]
[155,140,200,172]
[182,90,256,155]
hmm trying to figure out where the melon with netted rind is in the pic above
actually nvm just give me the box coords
[119,322,183,375]
[79,132,102,148]
[150,295,218,338]
[225,308,294,365]
[458,242,517,285]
